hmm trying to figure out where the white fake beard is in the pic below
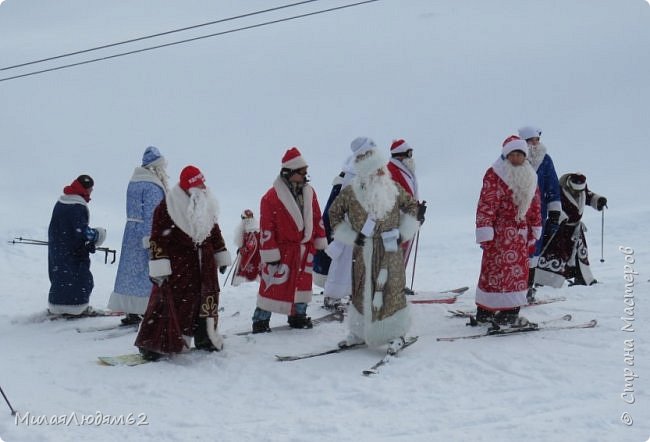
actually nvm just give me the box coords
[186,187,219,244]
[352,167,399,220]
[504,160,538,221]
[241,217,259,233]
[402,157,416,174]
[527,142,547,170]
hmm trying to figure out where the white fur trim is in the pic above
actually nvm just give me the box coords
[372,291,383,310]
[282,156,308,170]
[130,166,164,188]
[313,272,327,289]
[590,193,604,210]
[532,226,542,240]
[390,140,411,154]
[215,250,232,267]
[547,200,562,212]
[149,258,172,277]
[475,227,494,243]
[205,317,224,351]
[333,221,358,246]
[314,236,328,250]
[256,294,292,315]
[325,240,345,259]
[502,139,529,158]
[273,176,304,233]
[295,290,313,304]
[142,235,150,249]
[475,286,527,310]
[398,213,420,242]
[58,194,88,207]
[534,268,565,288]
[260,248,281,263]
[47,303,90,315]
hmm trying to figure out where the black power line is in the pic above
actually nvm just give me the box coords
[0,0,322,72]
[0,0,380,83]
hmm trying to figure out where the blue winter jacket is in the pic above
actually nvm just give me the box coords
[48,195,98,309]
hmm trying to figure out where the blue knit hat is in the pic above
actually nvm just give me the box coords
[142,146,163,167]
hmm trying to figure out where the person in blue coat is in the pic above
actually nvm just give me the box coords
[48,175,106,316]
[108,146,168,325]
[518,126,561,301]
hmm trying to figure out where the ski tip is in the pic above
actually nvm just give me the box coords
[362,369,378,376]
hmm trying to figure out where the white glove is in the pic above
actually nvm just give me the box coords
[142,235,151,249]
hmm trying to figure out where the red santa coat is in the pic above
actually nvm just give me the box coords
[257,177,327,314]
[475,163,542,310]
[388,158,419,266]
[135,191,230,355]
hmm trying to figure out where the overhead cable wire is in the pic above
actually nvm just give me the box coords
[0,0,322,72]
[0,0,380,83]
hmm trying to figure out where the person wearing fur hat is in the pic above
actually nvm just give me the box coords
[108,146,169,326]
[135,165,232,361]
[328,142,419,353]
[535,173,607,287]
[231,209,262,286]
[48,174,107,316]
[387,139,426,294]
[518,126,561,302]
[313,137,375,310]
[474,136,542,325]
[252,147,328,333]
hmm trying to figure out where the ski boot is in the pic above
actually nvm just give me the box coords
[287,314,313,329]
[252,319,272,334]
[387,337,406,355]
[121,314,142,326]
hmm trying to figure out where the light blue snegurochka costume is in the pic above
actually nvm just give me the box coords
[107,147,167,315]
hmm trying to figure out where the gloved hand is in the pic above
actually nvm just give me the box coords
[596,197,608,211]
[219,266,228,274]
[150,276,167,287]
[417,201,427,224]
[480,241,492,250]
[85,241,96,253]
[354,232,366,247]
[93,227,107,247]
[528,239,537,256]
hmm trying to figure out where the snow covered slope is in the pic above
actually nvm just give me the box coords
[1,1,649,441]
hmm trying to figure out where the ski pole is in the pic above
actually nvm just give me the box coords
[600,208,605,263]
[225,251,240,285]
[409,230,420,291]
[0,385,16,416]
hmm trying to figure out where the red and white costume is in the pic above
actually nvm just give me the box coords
[387,139,420,267]
[257,148,327,314]
[232,210,262,286]
[475,138,542,311]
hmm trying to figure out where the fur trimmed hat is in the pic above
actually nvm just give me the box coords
[568,173,587,191]
[142,146,165,167]
[179,165,205,191]
[350,136,376,155]
[390,139,411,155]
[281,147,308,170]
[518,126,542,141]
[502,135,528,158]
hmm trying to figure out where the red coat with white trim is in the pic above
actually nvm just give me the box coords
[257,177,327,314]
[475,165,542,311]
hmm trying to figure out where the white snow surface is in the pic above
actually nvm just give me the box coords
[1,0,649,441]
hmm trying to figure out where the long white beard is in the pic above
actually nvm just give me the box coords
[187,187,219,244]
[352,167,399,220]
[527,142,547,171]
[402,157,416,174]
[504,161,538,221]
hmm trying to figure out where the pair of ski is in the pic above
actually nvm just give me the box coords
[436,314,597,342]
[446,296,567,319]
[275,336,419,376]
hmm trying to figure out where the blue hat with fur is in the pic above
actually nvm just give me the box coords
[142,146,163,167]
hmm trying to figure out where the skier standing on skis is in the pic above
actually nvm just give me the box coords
[518,126,561,301]
[251,147,328,333]
[328,139,419,353]
[387,139,426,294]
[231,209,262,286]
[474,136,542,325]
[535,173,607,287]
[314,137,372,310]
[135,165,232,361]
[48,174,106,316]
[108,146,168,325]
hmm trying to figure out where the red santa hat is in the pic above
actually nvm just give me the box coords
[281,147,308,170]
[179,165,206,191]
[390,139,411,155]
[502,135,528,158]
[518,126,542,141]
